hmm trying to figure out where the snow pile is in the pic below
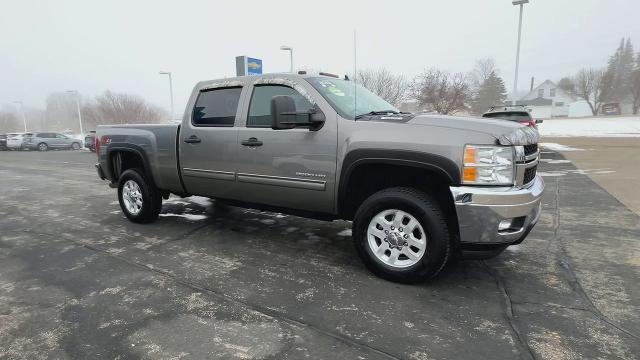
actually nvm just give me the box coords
[538,116,640,137]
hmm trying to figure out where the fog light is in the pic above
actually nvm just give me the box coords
[498,219,513,231]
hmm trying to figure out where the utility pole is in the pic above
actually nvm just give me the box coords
[280,45,293,72]
[512,0,529,105]
[66,90,84,138]
[13,101,27,132]
[159,71,174,120]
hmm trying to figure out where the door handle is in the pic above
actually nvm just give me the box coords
[241,137,263,147]
[184,135,201,144]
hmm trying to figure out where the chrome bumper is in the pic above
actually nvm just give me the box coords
[450,175,544,245]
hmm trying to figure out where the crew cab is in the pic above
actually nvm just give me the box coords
[95,73,544,283]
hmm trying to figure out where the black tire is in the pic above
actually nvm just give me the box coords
[117,168,162,224]
[37,143,48,151]
[352,187,450,283]
[71,142,81,150]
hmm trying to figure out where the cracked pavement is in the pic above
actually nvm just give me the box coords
[0,150,638,359]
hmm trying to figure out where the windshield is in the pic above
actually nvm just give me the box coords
[306,77,398,119]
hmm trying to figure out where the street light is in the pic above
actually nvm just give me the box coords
[512,0,529,105]
[159,71,174,121]
[280,45,293,72]
[13,101,27,132]
[66,90,84,139]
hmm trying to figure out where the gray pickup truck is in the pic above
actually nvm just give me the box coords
[95,73,543,282]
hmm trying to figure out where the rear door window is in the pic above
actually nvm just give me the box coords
[192,87,242,127]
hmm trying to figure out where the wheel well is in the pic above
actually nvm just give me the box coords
[339,163,460,243]
[109,150,146,181]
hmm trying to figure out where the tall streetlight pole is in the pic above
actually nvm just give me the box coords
[280,45,293,72]
[66,90,84,139]
[159,71,174,121]
[512,0,529,105]
[13,101,27,132]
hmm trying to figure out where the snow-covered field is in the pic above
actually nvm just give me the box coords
[538,116,640,137]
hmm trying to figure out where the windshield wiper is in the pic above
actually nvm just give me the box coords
[355,110,401,119]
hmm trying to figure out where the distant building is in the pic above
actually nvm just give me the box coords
[510,80,593,119]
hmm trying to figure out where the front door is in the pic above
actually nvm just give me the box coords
[235,83,337,214]
[179,86,244,198]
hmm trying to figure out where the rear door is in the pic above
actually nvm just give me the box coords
[234,81,337,213]
[179,86,244,198]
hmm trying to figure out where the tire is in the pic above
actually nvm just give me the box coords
[37,143,48,151]
[71,142,81,150]
[352,187,450,283]
[117,168,162,224]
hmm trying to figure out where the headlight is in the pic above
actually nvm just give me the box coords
[463,145,514,185]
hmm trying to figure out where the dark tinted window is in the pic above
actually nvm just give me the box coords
[248,85,313,127]
[482,112,532,122]
[36,133,55,138]
[192,87,242,126]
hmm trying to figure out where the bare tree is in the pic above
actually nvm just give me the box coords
[87,91,166,126]
[356,68,408,107]
[571,68,610,116]
[469,58,498,91]
[45,92,78,131]
[632,66,640,114]
[411,69,470,115]
[0,111,21,133]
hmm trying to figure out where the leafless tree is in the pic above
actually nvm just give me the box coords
[45,92,78,131]
[571,68,610,116]
[85,91,166,126]
[410,69,470,114]
[0,111,21,133]
[631,67,640,114]
[469,58,498,91]
[356,68,408,107]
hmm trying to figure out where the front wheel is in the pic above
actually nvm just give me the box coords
[352,187,450,283]
[117,168,162,223]
[37,143,48,151]
[71,142,81,150]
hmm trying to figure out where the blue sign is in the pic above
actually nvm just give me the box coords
[247,57,262,75]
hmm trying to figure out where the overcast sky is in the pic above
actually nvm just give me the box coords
[1,0,638,116]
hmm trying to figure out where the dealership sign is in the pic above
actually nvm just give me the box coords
[236,56,262,76]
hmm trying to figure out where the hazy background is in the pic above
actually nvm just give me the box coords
[1,0,638,117]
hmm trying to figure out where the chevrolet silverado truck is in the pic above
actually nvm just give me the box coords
[95,73,543,282]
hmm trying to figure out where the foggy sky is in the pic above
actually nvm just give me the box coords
[1,0,638,117]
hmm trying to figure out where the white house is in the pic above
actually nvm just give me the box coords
[515,80,592,118]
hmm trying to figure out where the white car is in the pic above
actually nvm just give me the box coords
[6,133,29,150]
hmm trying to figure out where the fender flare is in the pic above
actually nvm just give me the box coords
[337,149,461,214]
[105,143,155,185]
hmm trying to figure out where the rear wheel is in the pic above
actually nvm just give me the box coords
[38,143,48,151]
[353,187,450,283]
[71,142,80,150]
[118,168,162,223]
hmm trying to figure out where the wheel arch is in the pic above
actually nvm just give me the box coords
[106,144,155,186]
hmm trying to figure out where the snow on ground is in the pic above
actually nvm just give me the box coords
[538,116,640,137]
[540,143,584,152]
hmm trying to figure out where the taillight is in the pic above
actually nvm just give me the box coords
[95,136,100,156]
[519,120,536,128]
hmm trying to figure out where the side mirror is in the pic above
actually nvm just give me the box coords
[271,95,326,131]
[535,119,543,124]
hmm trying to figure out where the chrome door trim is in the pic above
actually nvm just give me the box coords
[236,172,326,191]
[182,168,236,181]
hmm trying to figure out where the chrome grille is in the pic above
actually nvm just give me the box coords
[523,165,537,185]
[524,144,538,156]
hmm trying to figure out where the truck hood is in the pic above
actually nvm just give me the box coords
[407,114,539,145]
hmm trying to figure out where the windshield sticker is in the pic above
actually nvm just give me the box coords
[318,80,335,88]
[328,87,345,96]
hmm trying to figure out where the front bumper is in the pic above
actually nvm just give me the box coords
[450,175,544,247]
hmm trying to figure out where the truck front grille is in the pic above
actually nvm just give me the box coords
[524,143,538,156]
[523,165,537,185]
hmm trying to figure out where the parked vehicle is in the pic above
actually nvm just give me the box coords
[85,131,97,152]
[482,106,543,128]
[6,133,28,150]
[96,73,543,283]
[0,134,7,150]
[22,132,82,151]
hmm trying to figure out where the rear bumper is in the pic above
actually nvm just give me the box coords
[95,163,106,181]
[450,175,544,249]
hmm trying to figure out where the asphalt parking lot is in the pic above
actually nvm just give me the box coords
[1,149,639,360]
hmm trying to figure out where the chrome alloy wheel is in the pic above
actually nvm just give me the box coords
[122,180,143,215]
[367,209,427,268]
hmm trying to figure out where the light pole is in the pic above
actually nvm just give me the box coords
[13,101,27,132]
[159,71,174,121]
[512,0,529,105]
[66,90,84,139]
[280,45,293,72]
